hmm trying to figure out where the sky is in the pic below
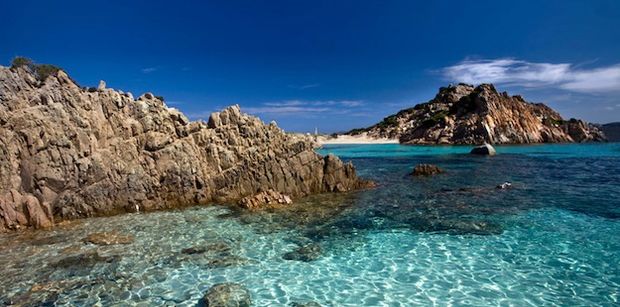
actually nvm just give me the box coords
[1,0,619,132]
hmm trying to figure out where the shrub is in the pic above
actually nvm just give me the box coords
[34,64,62,81]
[155,95,165,101]
[11,56,34,69]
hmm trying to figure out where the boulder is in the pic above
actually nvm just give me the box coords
[203,283,251,307]
[411,164,444,176]
[470,144,496,156]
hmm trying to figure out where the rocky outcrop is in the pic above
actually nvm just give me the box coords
[411,164,444,176]
[0,64,370,231]
[348,83,606,144]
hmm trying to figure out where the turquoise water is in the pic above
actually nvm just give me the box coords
[1,143,619,306]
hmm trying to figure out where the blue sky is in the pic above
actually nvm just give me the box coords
[1,0,619,132]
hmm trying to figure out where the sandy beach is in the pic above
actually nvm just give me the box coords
[317,134,399,145]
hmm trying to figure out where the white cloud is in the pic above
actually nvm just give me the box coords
[442,58,620,93]
[141,67,157,73]
[246,99,364,114]
[289,83,320,90]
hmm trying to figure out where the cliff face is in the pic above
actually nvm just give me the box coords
[0,66,368,231]
[349,84,606,144]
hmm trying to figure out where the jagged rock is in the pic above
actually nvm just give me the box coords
[348,83,606,144]
[470,144,496,156]
[282,243,322,262]
[411,164,444,176]
[203,283,251,307]
[97,80,106,90]
[82,231,134,245]
[238,189,292,209]
[0,64,369,231]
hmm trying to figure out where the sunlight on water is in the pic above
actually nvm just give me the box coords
[1,143,619,306]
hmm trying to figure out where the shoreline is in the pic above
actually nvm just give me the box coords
[316,134,399,145]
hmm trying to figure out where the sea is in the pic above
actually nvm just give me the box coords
[1,143,619,306]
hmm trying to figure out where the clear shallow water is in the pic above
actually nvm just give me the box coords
[1,143,619,306]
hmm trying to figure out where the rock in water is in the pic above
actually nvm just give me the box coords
[411,164,444,176]
[83,231,134,245]
[282,243,322,262]
[203,283,251,307]
[0,64,370,231]
[346,83,606,144]
[470,144,496,156]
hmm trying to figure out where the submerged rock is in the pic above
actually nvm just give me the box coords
[283,243,322,262]
[291,302,322,307]
[203,283,251,307]
[0,64,369,231]
[496,182,512,189]
[83,231,134,245]
[411,164,444,176]
[470,144,496,156]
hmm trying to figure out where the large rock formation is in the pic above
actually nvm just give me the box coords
[348,83,606,144]
[0,64,369,231]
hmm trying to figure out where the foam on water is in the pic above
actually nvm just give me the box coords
[1,143,619,306]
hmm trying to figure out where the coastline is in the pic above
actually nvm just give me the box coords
[317,134,399,145]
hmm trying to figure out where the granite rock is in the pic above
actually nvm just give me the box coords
[348,83,606,144]
[0,64,370,231]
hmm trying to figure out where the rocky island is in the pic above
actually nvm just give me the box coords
[347,83,606,144]
[0,60,369,231]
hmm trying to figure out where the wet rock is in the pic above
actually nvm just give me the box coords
[470,144,496,156]
[203,283,251,307]
[238,189,293,209]
[83,231,134,245]
[182,247,207,255]
[52,251,121,276]
[411,164,444,176]
[283,243,322,262]
[496,182,512,189]
[207,255,250,268]
[291,302,322,307]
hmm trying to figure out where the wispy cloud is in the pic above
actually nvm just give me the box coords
[288,83,320,90]
[442,58,620,93]
[141,67,157,74]
[245,100,364,115]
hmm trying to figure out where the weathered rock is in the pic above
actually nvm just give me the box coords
[282,243,322,262]
[97,80,106,90]
[411,164,444,176]
[470,144,496,156]
[83,231,134,245]
[348,83,606,144]
[203,283,251,307]
[238,189,292,209]
[0,64,369,231]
